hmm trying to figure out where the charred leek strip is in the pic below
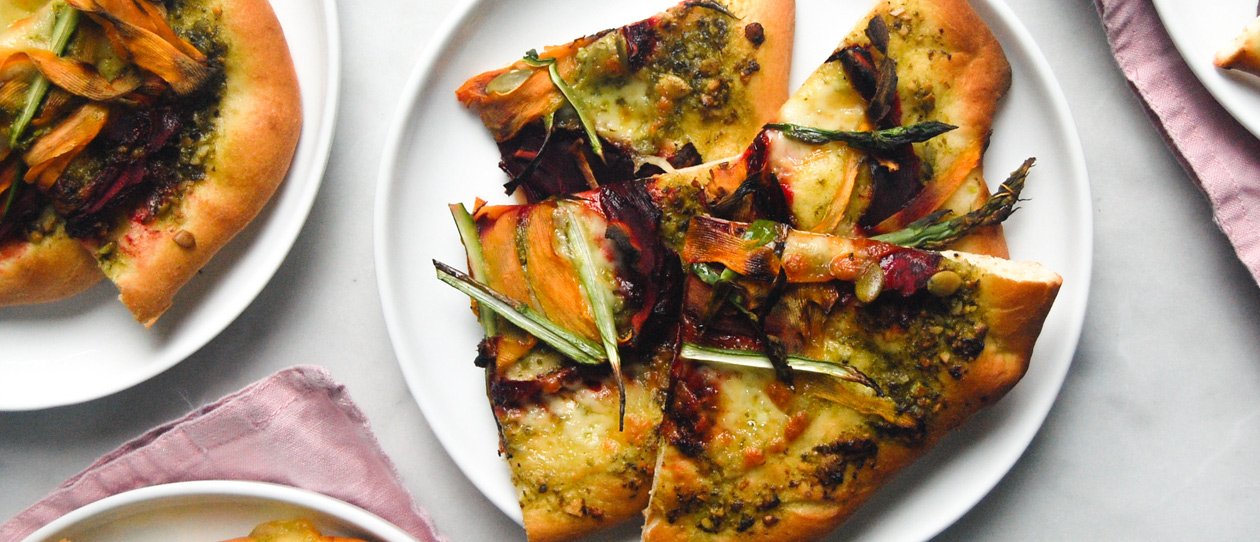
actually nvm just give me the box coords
[559,205,626,429]
[872,158,1034,249]
[435,260,606,365]
[765,121,956,154]
[12,3,79,148]
[680,343,883,396]
[449,204,496,337]
[522,50,605,161]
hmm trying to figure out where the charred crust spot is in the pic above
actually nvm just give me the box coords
[951,325,988,360]
[663,360,721,457]
[744,22,765,46]
[474,338,497,368]
[811,439,878,489]
[740,59,761,81]
[620,20,658,73]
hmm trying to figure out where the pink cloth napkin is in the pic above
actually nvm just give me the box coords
[1095,0,1260,287]
[0,365,447,542]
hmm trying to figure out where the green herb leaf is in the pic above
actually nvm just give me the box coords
[680,343,882,395]
[11,3,79,149]
[872,157,1034,250]
[559,204,626,429]
[765,121,957,154]
[434,260,606,365]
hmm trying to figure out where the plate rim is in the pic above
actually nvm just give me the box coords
[1151,0,1260,139]
[0,0,343,411]
[374,0,1093,538]
[19,480,419,542]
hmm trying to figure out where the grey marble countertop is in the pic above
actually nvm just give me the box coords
[4,0,1260,540]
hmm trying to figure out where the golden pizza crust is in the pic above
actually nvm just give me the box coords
[93,0,301,326]
[0,224,101,306]
[770,0,1011,257]
[643,252,1061,542]
[1216,15,1260,76]
[708,0,795,160]
[457,0,794,167]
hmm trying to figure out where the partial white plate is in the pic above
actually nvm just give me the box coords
[20,480,418,542]
[1153,0,1260,138]
[0,0,341,411]
[376,1,1091,541]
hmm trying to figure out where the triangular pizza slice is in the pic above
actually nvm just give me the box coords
[764,0,1011,257]
[456,0,794,202]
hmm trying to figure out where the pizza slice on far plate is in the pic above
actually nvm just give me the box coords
[456,0,794,202]
[0,0,302,326]
[1216,15,1260,77]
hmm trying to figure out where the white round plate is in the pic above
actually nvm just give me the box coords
[0,0,341,411]
[376,1,1091,540]
[1153,0,1260,138]
[20,480,418,542]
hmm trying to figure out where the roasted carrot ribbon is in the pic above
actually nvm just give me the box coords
[23,102,109,189]
[65,0,210,95]
[24,49,143,101]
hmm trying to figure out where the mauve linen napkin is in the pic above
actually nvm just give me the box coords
[0,365,447,542]
[1095,0,1260,287]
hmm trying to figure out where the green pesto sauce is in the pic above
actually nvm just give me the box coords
[60,2,226,249]
[568,6,758,157]
[818,258,987,428]
[651,181,707,253]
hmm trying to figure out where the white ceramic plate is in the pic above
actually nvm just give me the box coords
[0,0,341,411]
[1153,0,1260,138]
[20,480,418,542]
[376,1,1091,540]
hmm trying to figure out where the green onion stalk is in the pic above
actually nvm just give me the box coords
[522,49,604,161]
[560,204,627,429]
[765,121,956,154]
[872,157,1035,250]
[11,2,79,149]
[434,260,606,366]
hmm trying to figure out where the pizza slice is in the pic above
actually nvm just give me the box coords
[0,0,301,325]
[1215,15,1260,77]
[456,0,794,202]
[439,156,748,542]
[763,0,1012,257]
[642,216,1060,541]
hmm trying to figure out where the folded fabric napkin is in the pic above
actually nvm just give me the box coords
[1096,0,1260,287]
[0,365,447,542]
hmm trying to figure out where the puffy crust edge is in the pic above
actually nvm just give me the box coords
[1215,15,1260,76]
[643,252,1061,542]
[522,482,650,542]
[102,0,302,326]
[725,0,795,155]
[896,0,1012,257]
[0,227,102,306]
